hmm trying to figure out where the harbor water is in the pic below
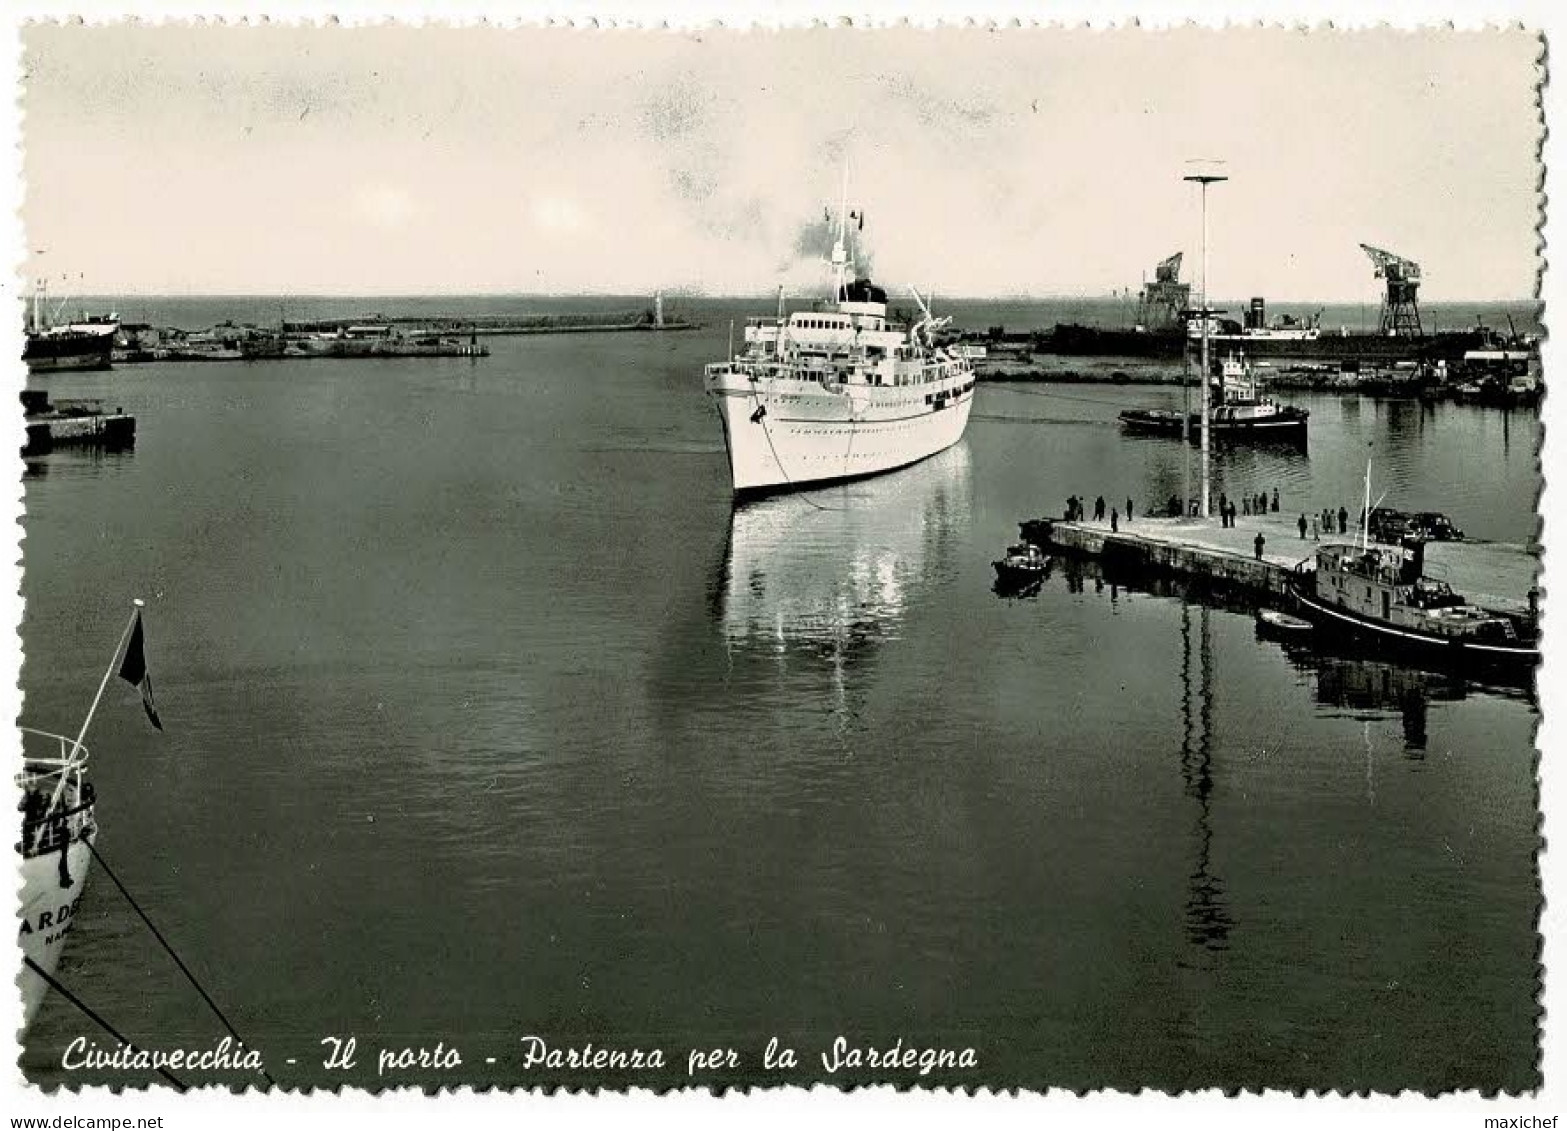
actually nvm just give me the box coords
[18,297,1541,1091]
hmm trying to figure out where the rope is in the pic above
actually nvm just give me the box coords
[986,381,1163,411]
[747,376,845,512]
[22,956,189,1091]
[84,838,276,1086]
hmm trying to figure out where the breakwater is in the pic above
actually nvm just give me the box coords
[280,313,696,336]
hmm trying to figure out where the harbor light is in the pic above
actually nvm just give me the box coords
[1184,162,1228,520]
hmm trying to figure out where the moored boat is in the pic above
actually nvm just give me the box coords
[1257,608,1313,634]
[18,728,98,1031]
[993,542,1049,586]
[17,602,161,1034]
[1287,537,1538,676]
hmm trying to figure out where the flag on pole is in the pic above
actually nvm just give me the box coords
[117,611,162,730]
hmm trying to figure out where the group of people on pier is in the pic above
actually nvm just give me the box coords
[1064,488,1361,553]
[1064,494,1135,533]
[1215,488,1279,529]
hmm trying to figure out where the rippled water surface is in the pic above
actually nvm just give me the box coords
[19,298,1541,1091]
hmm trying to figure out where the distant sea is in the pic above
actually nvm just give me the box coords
[52,293,1547,339]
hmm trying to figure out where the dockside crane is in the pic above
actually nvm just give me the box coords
[1359,243,1424,338]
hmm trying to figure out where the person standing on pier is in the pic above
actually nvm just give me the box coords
[1242,496,1251,518]
[1255,532,1266,561]
[1126,498,1134,524]
[1111,507,1119,533]
[1094,496,1106,522]
[1311,515,1320,540]
[1298,514,1308,540]
[1219,492,1229,523]
[1338,506,1349,535]
[1272,488,1280,513]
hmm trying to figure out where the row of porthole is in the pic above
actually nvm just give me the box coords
[790,421,920,436]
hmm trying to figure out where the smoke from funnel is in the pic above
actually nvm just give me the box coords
[781,209,875,282]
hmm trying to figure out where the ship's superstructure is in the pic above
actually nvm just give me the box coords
[703,186,974,493]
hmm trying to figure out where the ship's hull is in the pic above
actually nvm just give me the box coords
[708,378,974,494]
[1204,330,1486,363]
[1035,325,1487,363]
[1289,582,1538,678]
[24,341,115,373]
[19,831,95,1030]
[24,328,117,373]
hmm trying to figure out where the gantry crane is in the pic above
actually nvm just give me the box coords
[1359,243,1424,338]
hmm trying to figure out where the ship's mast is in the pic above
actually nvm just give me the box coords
[1360,460,1372,553]
[830,165,850,302]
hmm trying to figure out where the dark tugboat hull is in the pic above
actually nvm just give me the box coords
[1289,582,1538,680]
[1118,408,1309,442]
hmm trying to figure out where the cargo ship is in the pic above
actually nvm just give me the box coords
[1018,247,1495,364]
[24,285,118,374]
[1031,301,1489,364]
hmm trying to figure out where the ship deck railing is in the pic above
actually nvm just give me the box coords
[705,361,845,386]
[707,356,970,385]
[17,727,95,853]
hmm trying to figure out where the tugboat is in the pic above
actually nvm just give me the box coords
[1287,535,1538,676]
[993,542,1049,589]
[1120,354,1308,442]
[702,176,975,494]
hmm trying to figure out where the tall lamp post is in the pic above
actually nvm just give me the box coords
[1184,166,1227,520]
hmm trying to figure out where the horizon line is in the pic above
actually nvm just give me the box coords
[40,290,1545,307]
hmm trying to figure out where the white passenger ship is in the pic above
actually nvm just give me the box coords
[703,202,974,493]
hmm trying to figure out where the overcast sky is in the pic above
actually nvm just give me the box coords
[20,25,1543,300]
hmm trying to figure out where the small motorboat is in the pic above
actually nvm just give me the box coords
[994,542,1049,585]
[1258,608,1314,634]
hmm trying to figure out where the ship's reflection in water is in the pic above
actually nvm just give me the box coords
[713,445,973,748]
[1039,552,1528,758]
[1262,632,1478,756]
[717,443,973,656]
[1030,552,1531,961]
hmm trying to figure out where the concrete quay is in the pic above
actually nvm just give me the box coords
[1019,511,1538,615]
[23,408,136,457]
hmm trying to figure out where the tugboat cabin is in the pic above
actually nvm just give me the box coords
[1314,541,1520,644]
